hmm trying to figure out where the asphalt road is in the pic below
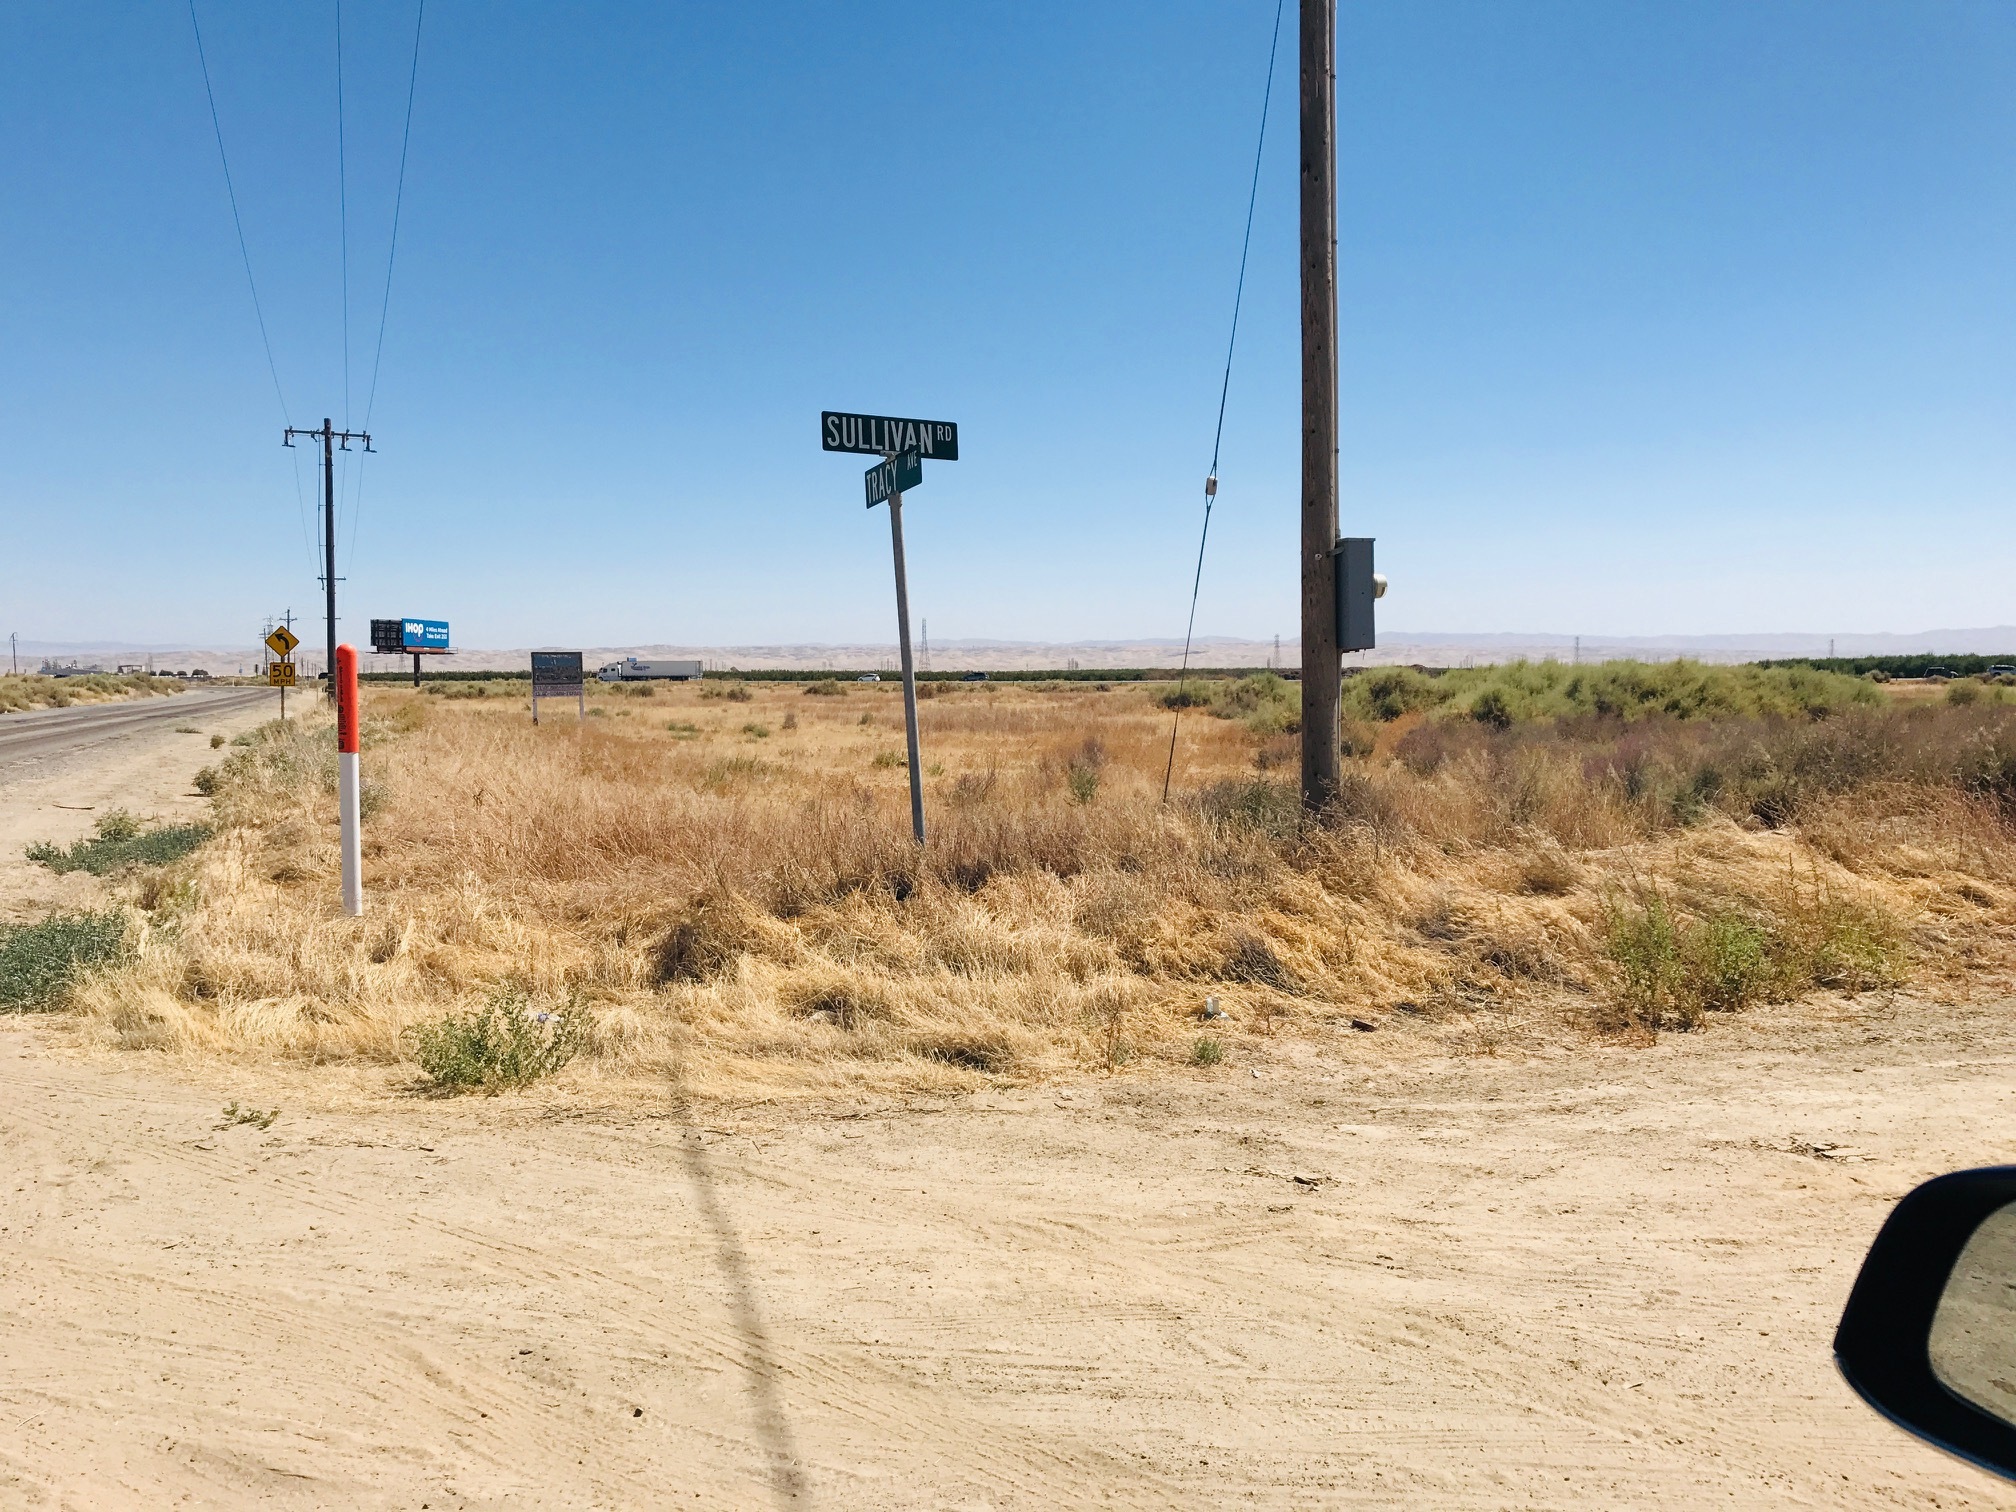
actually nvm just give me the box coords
[0,689,273,774]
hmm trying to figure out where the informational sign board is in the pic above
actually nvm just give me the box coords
[369,619,403,654]
[266,626,300,658]
[864,448,924,508]
[268,661,297,687]
[530,651,585,724]
[820,412,959,461]
[531,652,583,695]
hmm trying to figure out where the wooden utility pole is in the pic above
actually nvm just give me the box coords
[1299,0,1341,812]
[283,419,372,700]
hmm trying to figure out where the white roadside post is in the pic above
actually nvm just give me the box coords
[336,643,363,916]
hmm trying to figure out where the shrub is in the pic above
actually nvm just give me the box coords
[1191,1037,1224,1066]
[1197,779,1300,837]
[27,813,211,876]
[0,912,128,1010]
[404,986,584,1092]
[804,680,847,697]
[1604,898,1686,1029]
[1684,913,1772,1015]
[1158,681,1212,710]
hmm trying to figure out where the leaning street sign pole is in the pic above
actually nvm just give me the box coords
[883,464,926,845]
[825,414,959,847]
[1299,0,1342,813]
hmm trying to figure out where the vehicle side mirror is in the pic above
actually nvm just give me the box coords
[1837,1167,2016,1482]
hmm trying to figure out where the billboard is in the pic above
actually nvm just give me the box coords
[372,618,449,653]
[402,619,450,652]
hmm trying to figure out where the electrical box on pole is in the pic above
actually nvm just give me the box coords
[1333,537,1386,653]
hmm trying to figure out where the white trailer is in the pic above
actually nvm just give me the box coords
[595,658,704,682]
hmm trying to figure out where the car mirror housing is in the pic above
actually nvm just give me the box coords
[1837,1166,2016,1483]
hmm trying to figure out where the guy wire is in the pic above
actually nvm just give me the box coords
[1162,0,1286,803]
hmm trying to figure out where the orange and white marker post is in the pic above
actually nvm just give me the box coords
[336,643,362,916]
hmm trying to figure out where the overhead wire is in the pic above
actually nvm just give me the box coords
[1161,0,1286,803]
[347,0,427,575]
[187,0,320,574]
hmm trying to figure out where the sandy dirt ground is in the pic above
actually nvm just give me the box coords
[4,718,2016,1508]
[4,1000,2016,1510]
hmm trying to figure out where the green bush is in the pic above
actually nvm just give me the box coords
[1208,672,1301,735]
[1604,890,1903,1032]
[1191,1037,1224,1066]
[27,812,211,876]
[1348,659,1880,728]
[0,912,128,1010]
[1158,680,1213,711]
[1684,913,1772,1015]
[404,986,585,1092]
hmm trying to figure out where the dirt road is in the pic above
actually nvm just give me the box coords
[0,689,274,925]
[0,688,270,772]
[3,993,2015,1510]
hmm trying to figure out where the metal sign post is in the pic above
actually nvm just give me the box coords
[824,413,959,848]
[265,625,300,720]
[879,453,927,845]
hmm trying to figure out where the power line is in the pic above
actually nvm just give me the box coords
[349,0,427,576]
[364,0,425,430]
[335,0,352,427]
[188,0,319,573]
[1162,0,1286,802]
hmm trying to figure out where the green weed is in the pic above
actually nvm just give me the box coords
[27,812,211,876]
[0,912,128,1010]
[404,986,585,1092]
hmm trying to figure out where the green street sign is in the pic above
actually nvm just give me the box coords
[864,448,924,508]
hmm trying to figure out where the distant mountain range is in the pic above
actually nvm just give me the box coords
[13,628,2016,677]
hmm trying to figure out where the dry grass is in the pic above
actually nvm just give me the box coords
[0,672,186,714]
[60,678,2016,1100]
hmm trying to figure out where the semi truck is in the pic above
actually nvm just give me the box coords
[595,658,704,682]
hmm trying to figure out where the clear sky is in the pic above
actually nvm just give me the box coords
[3,1,2013,651]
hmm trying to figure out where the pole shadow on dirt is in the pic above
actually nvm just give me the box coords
[673,1112,810,1506]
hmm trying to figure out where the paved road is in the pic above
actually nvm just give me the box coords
[0,689,273,774]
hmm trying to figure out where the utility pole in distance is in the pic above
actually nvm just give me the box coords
[1299,0,1342,813]
[284,419,372,699]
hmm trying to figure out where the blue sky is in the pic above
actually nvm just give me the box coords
[3,1,2014,651]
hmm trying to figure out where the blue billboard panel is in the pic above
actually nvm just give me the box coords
[403,619,450,651]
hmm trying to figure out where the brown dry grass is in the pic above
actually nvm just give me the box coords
[65,678,2016,1100]
[0,672,186,714]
